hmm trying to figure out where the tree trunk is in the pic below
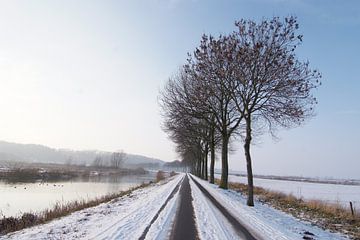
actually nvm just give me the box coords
[205,144,209,181]
[197,159,201,177]
[244,116,254,206]
[201,155,204,179]
[210,127,215,184]
[199,154,204,178]
[220,134,229,189]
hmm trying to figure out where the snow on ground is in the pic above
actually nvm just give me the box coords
[1,174,184,240]
[191,175,348,240]
[144,180,181,240]
[0,173,349,240]
[189,177,242,240]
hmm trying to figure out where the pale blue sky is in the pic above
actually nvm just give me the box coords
[0,0,359,178]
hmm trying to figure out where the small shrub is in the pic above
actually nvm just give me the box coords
[156,171,166,182]
[170,171,177,177]
[0,217,18,234]
[21,213,37,227]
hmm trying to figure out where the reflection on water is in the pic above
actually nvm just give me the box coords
[0,172,156,217]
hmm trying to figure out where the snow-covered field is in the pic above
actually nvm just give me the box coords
[216,174,360,208]
[192,175,347,240]
[1,174,184,240]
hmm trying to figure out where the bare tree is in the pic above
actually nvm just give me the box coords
[160,74,211,178]
[160,17,320,198]
[2,161,24,170]
[184,35,244,188]
[66,156,73,166]
[161,35,243,187]
[110,151,126,169]
[92,155,103,167]
[230,16,321,206]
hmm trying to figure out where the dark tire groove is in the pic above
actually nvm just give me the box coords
[138,177,183,240]
[189,175,258,240]
[170,174,198,240]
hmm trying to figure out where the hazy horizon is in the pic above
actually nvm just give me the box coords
[0,0,359,179]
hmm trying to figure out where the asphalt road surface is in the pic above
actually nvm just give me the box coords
[170,174,198,240]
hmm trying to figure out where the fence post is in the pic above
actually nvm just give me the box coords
[350,201,354,218]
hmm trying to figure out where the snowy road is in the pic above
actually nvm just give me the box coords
[170,175,198,240]
[190,174,347,240]
[1,173,348,240]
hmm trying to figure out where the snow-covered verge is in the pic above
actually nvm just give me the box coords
[1,174,184,240]
[189,176,242,240]
[190,175,348,240]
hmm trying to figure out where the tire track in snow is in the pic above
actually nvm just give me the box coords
[138,176,183,240]
[89,174,184,240]
[189,175,258,240]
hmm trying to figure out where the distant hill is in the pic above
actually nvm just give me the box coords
[0,140,165,168]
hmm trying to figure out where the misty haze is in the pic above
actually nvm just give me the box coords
[0,1,359,240]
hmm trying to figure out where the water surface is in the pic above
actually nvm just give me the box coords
[0,173,156,217]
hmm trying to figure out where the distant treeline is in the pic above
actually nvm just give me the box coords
[0,140,164,168]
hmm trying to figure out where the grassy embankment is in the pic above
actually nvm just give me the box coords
[220,180,360,239]
[0,170,172,235]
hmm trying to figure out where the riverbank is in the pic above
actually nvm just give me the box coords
[0,171,175,234]
[1,174,183,240]
[0,181,152,235]
[0,170,172,235]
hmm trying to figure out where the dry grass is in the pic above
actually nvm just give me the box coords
[0,182,150,235]
[222,180,360,239]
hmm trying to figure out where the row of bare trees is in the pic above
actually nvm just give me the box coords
[160,16,321,206]
[92,151,126,169]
